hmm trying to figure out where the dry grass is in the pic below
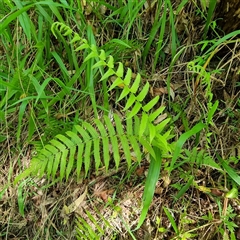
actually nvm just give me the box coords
[0,0,240,239]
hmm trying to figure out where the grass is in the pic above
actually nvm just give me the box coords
[1,0,240,239]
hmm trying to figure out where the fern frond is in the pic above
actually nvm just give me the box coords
[75,210,108,240]
[15,114,151,184]
[14,22,173,185]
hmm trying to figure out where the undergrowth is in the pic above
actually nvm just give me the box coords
[1,0,240,239]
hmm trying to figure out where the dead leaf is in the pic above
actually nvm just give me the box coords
[94,189,114,202]
[154,113,168,124]
[61,186,88,223]
[150,86,175,100]
[154,187,163,195]
[136,166,145,176]
[211,188,224,197]
[150,87,167,97]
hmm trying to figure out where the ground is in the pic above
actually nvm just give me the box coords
[0,1,240,239]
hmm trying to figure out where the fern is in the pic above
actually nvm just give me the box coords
[14,22,172,184]
[75,210,111,240]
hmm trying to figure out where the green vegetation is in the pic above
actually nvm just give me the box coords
[0,0,240,239]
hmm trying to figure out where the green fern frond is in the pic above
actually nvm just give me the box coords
[14,22,172,185]
[75,210,109,240]
[14,114,155,184]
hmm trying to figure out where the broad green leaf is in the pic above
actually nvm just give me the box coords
[40,149,53,158]
[174,176,194,202]
[116,62,124,77]
[14,168,33,185]
[66,146,76,181]
[52,152,61,180]
[154,134,170,153]
[17,100,28,144]
[0,4,34,34]
[139,112,148,138]
[100,68,115,81]
[137,147,162,229]
[149,106,165,122]
[101,136,110,172]
[139,137,155,159]
[76,144,84,180]
[142,96,159,112]
[18,181,27,217]
[109,77,124,91]
[75,125,91,141]
[127,102,142,119]
[148,123,156,143]
[103,116,116,136]
[136,82,149,102]
[60,150,68,181]
[119,134,132,168]
[95,119,110,171]
[93,139,100,172]
[110,135,120,169]
[56,134,74,148]
[90,44,98,53]
[217,154,240,186]
[155,118,171,133]
[66,131,83,145]
[128,136,142,163]
[70,34,81,44]
[123,68,132,86]
[39,155,49,177]
[207,100,218,125]
[114,113,124,134]
[99,49,106,60]
[202,156,222,171]
[114,114,133,165]
[92,60,106,69]
[225,187,238,199]
[84,141,92,176]
[124,94,136,110]
[107,56,114,68]
[130,73,141,94]
[82,122,99,139]
[47,155,54,179]
[170,123,205,172]
[104,116,121,169]
[75,43,90,51]
[118,87,131,102]
[108,39,132,48]
[126,117,133,135]
[50,139,66,151]
[133,115,141,135]
[163,207,179,234]
[84,51,98,62]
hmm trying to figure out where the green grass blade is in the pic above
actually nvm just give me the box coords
[163,207,179,234]
[153,2,167,71]
[203,0,218,39]
[0,4,34,34]
[17,100,28,144]
[217,154,240,186]
[136,146,162,229]
[169,123,205,172]
[174,176,194,202]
